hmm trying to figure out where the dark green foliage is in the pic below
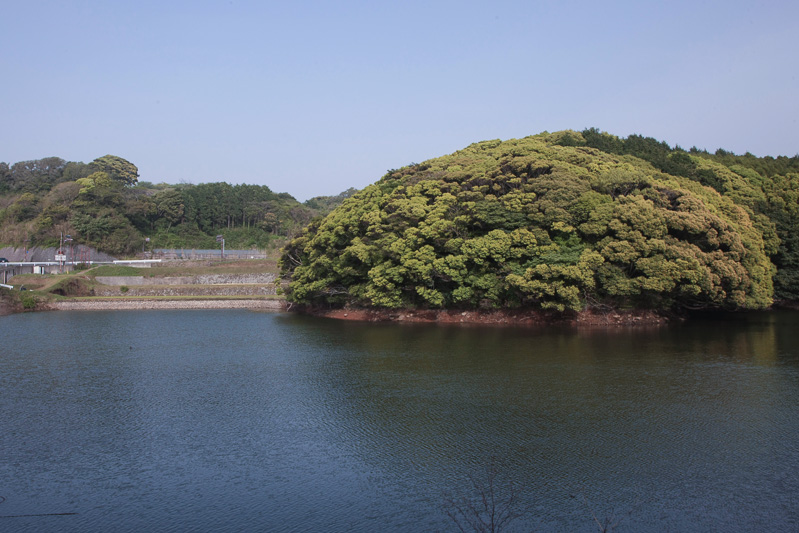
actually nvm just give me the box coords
[5,157,69,193]
[172,182,324,241]
[0,154,355,257]
[304,187,359,211]
[281,131,780,312]
[759,172,799,299]
[582,128,799,301]
[0,162,11,194]
[20,293,37,310]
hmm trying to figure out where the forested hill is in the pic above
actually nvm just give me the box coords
[0,155,356,255]
[280,129,799,313]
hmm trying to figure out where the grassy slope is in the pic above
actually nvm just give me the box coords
[89,259,280,277]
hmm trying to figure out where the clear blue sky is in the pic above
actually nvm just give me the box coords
[2,0,797,200]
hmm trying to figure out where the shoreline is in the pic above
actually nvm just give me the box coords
[302,306,674,327]
[48,299,287,311]
[11,297,673,325]
[18,298,795,326]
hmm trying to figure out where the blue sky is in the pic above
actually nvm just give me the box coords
[2,0,797,200]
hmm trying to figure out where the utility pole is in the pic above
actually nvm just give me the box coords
[56,233,67,273]
[216,235,225,260]
[64,234,73,268]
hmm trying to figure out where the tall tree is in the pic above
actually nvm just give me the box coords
[90,155,139,187]
[154,189,185,230]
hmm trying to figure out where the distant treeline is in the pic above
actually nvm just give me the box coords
[0,155,356,255]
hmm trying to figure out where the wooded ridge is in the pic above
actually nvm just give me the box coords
[0,154,356,255]
[279,129,799,312]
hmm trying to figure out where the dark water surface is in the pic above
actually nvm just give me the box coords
[1,310,798,532]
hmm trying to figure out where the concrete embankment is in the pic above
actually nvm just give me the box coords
[0,245,116,263]
[51,299,286,311]
[95,274,277,286]
[91,274,280,297]
[92,285,278,297]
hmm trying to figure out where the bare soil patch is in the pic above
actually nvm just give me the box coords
[49,277,95,297]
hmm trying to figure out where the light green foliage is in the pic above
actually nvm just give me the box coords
[90,155,139,187]
[281,132,775,312]
[7,192,38,222]
[76,171,113,196]
[507,249,603,311]
[582,127,799,299]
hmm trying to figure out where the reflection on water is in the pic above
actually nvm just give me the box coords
[1,309,798,531]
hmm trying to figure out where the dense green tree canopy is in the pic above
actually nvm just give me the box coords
[281,131,780,312]
[580,128,799,300]
[0,154,354,255]
[90,155,139,187]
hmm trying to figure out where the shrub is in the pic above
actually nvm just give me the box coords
[20,293,37,310]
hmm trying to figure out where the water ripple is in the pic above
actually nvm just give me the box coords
[1,310,798,531]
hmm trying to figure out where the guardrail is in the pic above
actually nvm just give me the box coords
[1,260,164,278]
[0,260,162,267]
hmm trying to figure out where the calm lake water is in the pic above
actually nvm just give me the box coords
[1,309,798,532]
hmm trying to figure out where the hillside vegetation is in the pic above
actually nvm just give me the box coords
[0,155,355,256]
[280,129,799,312]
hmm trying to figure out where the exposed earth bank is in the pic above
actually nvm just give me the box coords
[300,306,675,327]
[0,299,15,316]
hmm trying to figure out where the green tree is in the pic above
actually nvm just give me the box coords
[153,189,185,230]
[90,155,139,187]
[8,157,67,193]
[280,132,775,313]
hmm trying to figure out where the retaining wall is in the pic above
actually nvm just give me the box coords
[93,285,279,296]
[51,299,286,311]
[95,274,277,286]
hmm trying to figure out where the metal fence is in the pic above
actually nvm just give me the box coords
[150,249,269,260]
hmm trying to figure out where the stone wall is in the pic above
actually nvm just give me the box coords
[95,273,277,286]
[93,285,279,297]
[51,299,286,311]
[96,276,193,286]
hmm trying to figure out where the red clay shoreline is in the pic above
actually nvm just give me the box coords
[298,306,676,327]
